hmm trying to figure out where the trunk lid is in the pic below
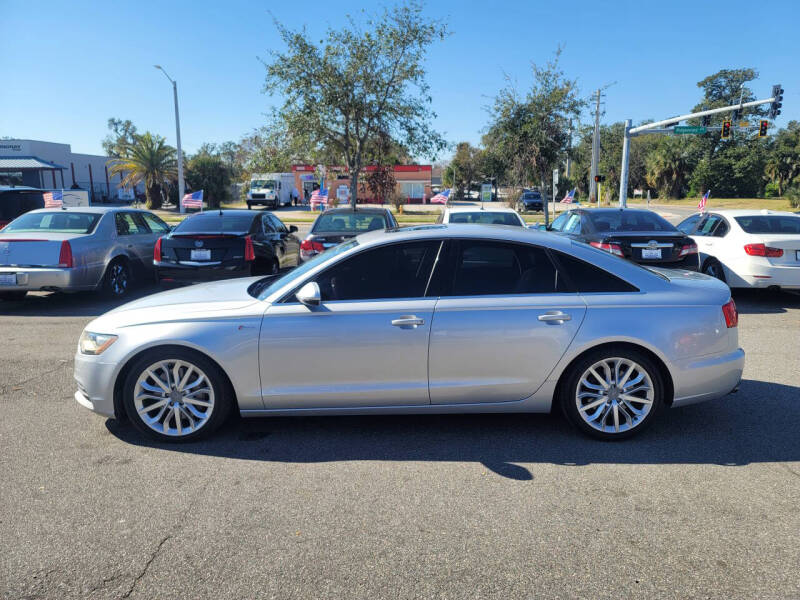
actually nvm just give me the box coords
[751,234,800,266]
[0,233,82,267]
[308,232,356,248]
[163,234,247,263]
[605,232,689,264]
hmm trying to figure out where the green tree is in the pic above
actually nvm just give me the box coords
[765,121,800,195]
[102,118,138,158]
[442,142,483,198]
[483,50,585,207]
[185,153,232,209]
[262,2,447,207]
[645,137,695,198]
[107,132,176,209]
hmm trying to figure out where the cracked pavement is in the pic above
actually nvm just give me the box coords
[1,283,799,599]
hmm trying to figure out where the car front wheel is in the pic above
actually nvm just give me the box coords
[123,348,232,442]
[561,348,664,440]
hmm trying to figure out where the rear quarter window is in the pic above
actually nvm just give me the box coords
[553,251,639,293]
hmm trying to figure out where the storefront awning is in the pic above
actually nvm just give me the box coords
[0,156,65,170]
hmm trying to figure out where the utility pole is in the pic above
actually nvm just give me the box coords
[565,120,573,178]
[589,90,602,203]
[155,65,185,213]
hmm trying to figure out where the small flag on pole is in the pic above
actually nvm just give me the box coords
[560,188,576,204]
[183,190,203,210]
[310,188,329,211]
[698,190,710,212]
[430,188,451,204]
[43,190,63,208]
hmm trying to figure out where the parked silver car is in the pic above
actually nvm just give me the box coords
[74,224,744,441]
[0,206,170,300]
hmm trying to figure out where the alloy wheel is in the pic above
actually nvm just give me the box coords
[133,360,215,437]
[109,263,128,295]
[575,357,654,434]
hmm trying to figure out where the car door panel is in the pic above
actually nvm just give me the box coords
[428,294,586,404]
[261,299,435,407]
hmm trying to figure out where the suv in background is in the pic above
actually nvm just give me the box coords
[519,190,543,212]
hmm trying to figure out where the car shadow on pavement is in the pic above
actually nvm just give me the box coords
[106,378,800,480]
[0,284,164,317]
[733,288,800,314]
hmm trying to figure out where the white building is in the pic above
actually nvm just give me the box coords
[0,139,129,202]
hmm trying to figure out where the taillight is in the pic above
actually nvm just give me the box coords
[300,239,325,255]
[154,237,163,262]
[678,242,698,257]
[244,235,255,261]
[744,243,783,257]
[58,240,73,268]
[589,241,624,257]
[722,298,738,328]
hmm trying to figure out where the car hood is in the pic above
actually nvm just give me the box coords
[89,277,266,331]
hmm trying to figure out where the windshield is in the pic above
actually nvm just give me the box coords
[448,212,523,226]
[251,180,275,190]
[3,211,100,234]
[735,215,800,234]
[522,192,540,199]
[312,212,387,233]
[252,239,359,300]
[587,211,676,233]
[173,214,254,234]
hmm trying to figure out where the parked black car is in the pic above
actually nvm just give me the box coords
[300,207,398,262]
[548,208,699,270]
[520,190,543,212]
[155,210,300,284]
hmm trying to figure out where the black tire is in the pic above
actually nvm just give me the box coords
[122,346,233,442]
[0,291,27,301]
[246,202,252,210]
[560,347,664,440]
[102,259,132,298]
[702,259,726,283]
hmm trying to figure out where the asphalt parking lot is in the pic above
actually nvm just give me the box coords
[1,281,799,598]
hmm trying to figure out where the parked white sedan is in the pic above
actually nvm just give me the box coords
[677,209,800,290]
[436,205,526,227]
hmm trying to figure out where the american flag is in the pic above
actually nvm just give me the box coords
[560,188,576,204]
[698,190,710,212]
[43,190,63,208]
[430,188,451,204]
[183,190,203,210]
[310,188,328,211]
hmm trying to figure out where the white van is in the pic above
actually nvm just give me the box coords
[247,173,295,209]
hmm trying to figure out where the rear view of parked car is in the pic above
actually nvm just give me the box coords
[436,206,527,227]
[677,209,800,289]
[549,208,699,271]
[0,207,168,300]
[155,210,300,284]
[300,207,397,262]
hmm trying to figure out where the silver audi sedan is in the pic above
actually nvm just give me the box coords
[74,224,744,441]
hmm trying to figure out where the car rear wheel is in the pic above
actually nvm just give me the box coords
[0,291,27,301]
[123,348,232,442]
[561,348,664,440]
[102,259,131,297]
[702,259,726,283]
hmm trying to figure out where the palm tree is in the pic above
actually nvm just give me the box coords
[645,138,692,199]
[108,132,177,209]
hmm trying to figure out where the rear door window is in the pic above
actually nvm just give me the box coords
[141,212,170,234]
[116,212,146,235]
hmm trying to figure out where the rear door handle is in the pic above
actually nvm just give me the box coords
[538,311,571,323]
[391,315,425,328]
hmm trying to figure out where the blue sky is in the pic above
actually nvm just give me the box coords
[1,0,797,159]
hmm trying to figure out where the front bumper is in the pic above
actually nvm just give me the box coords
[73,352,118,417]
[0,266,92,292]
[155,260,251,284]
[671,347,745,407]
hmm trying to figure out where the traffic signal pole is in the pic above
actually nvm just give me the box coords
[618,91,782,205]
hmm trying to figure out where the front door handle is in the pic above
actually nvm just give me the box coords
[391,315,425,329]
[538,311,572,323]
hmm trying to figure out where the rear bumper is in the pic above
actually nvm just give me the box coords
[636,253,700,272]
[671,347,745,408]
[0,266,93,292]
[729,263,800,289]
[155,260,251,284]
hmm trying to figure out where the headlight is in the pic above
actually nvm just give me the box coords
[79,331,118,355]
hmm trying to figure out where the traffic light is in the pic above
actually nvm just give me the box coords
[701,115,711,127]
[721,120,731,139]
[759,120,769,137]
[769,84,784,119]
[594,175,605,183]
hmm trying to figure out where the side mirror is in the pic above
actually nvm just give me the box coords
[296,281,321,306]
[289,225,298,233]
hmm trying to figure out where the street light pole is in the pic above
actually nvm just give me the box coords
[154,65,185,213]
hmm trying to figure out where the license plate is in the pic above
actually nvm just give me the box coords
[642,249,661,259]
[0,273,17,285]
[190,249,211,261]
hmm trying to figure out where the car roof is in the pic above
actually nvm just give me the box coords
[356,223,566,248]
[445,206,519,213]
[318,207,389,215]
[26,206,149,215]
[185,209,256,217]
[581,208,658,216]
[696,209,800,217]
